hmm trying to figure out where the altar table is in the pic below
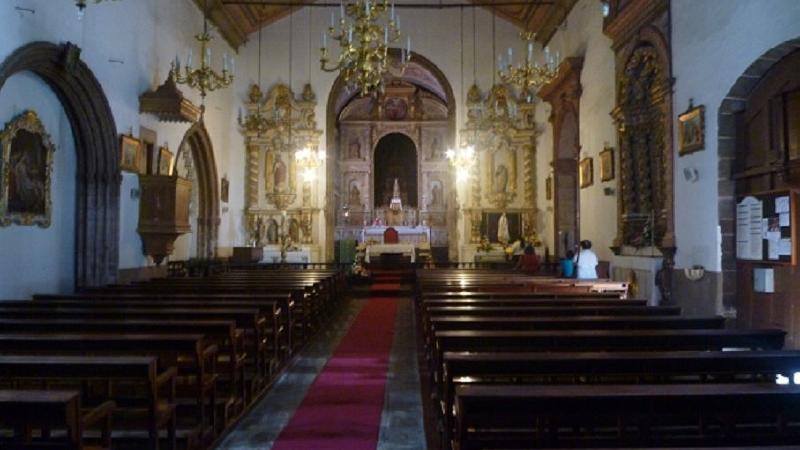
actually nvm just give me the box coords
[361,226,430,244]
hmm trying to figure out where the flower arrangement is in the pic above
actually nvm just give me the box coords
[477,236,494,253]
[525,231,543,248]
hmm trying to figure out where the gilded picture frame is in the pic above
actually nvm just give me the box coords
[599,146,615,182]
[120,134,144,173]
[678,104,705,156]
[0,111,55,227]
[157,146,173,176]
[579,157,593,189]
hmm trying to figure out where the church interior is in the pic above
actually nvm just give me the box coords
[1,0,800,448]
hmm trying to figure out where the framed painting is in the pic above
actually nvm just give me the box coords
[579,157,593,189]
[545,176,552,201]
[120,134,144,173]
[599,146,615,181]
[0,111,55,227]
[221,177,229,203]
[157,146,173,176]
[678,103,705,156]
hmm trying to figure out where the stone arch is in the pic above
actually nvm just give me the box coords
[178,120,220,259]
[0,41,120,288]
[324,49,456,259]
[717,37,800,311]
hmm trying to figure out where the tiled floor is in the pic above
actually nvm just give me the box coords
[217,292,427,450]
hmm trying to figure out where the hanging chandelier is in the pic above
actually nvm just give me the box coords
[498,31,560,94]
[170,0,234,104]
[295,146,326,183]
[321,0,410,97]
[446,145,476,183]
[74,0,118,18]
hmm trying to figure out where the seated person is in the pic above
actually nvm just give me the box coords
[560,250,576,278]
[515,244,540,275]
[574,240,599,279]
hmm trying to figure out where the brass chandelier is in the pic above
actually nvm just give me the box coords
[498,31,560,94]
[170,0,234,104]
[321,0,410,96]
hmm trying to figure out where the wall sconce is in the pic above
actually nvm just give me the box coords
[683,167,699,183]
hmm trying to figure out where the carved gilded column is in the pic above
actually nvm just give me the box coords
[246,143,260,208]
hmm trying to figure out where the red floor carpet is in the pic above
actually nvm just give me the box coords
[271,296,399,450]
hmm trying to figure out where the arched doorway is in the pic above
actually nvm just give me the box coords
[177,121,220,259]
[718,41,800,335]
[326,50,456,260]
[373,133,418,210]
[0,41,120,287]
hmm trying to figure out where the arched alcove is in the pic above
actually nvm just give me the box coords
[177,120,220,259]
[373,133,418,209]
[717,38,800,317]
[0,41,119,288]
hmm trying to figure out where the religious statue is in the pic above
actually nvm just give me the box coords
[389,178,403,211]
[430,137,443,160]
[273,160,287,193]
[429,181,442,208]
[348,139,362,159]
[349,184,361,208]
[497,212,510,245]
[494,164,509,193]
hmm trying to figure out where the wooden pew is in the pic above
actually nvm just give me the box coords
[0,356,175,450]
[0,390,114,450]
[0,333,217,446]
[438,350,800,448]
[453,383,800,449]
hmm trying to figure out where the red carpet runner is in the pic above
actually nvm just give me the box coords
[272,295,399,450]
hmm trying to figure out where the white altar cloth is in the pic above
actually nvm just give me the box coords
[361,226,430,244]
[261,248,311,264]
[365,244,416,263]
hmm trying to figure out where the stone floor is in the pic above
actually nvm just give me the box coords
[217,292,427,450]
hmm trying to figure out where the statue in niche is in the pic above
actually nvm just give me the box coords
[349,183,362,208]
[494,164,509,194]
[429,180,443,208]
[266,219,279,244]
[288,219,300,243]
[273,159,288,193]
[497,212,510,245]
[347,139,362,159]
[430,137,443,160]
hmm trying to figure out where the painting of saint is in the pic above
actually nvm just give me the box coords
[429,180,443,208]
[266,219,279,244]
[273,159,288,193]
[347,139,362,159]
[430,137,443,160]
[8,129,47,215]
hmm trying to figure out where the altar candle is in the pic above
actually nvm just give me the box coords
[391,2,395,20]
[406,35,411,54]
[340,1,344,18]
[384,27,388,45]
[507,47,513,65]
[330,11,335,27]
[323,30,328,48]
[187,49,193,68]
[527,41,533,62]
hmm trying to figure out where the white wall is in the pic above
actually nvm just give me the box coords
[534,0,618,262]
[0,0,237,294]
[672,0,800,271]
[0,73,76,299]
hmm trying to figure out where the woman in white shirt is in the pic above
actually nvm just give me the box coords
[574,240,599,279]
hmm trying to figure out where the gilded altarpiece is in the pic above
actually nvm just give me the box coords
[335,80,454,249]
[605,0,675,303]
[459,84,538,258]
[240,84,323,256]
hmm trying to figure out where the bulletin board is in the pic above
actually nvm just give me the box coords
[736,190,798,265]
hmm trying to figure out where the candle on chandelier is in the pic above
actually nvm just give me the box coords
[507,47,513,65]
[323,30,328,48]
[187,49,194,68]
[340,1,345,19]
[384,27,388,45]
[330,11,335,27]
[205,47,211,66]
[391,2,395,20]
[406,35,411,55]
[231,57,236,76]
[527,42,533,62]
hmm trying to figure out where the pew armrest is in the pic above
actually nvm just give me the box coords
[81,400,115,428]
[156,366,178,403]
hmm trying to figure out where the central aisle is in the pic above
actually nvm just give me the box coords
[271,295,399,449]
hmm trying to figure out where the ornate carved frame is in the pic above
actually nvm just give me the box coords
[0,111,55,228]
[0,42,120,288]
[604,0,675,301]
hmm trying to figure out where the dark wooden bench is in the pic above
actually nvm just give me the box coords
[454,383,800,449]
[0,355,175,450]
[0,390,114,450]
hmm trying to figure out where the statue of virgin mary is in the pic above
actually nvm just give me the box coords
[497,212,510,245]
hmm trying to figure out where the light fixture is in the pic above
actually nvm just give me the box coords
[170,0,234,105]
[446,145,476,184]
[602,0,611,18]
[321,0,410,96]
[498,31,560,94]
[75,0,118,18]
[295,146,326,183]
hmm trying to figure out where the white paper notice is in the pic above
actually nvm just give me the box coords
[780,212,791,227]
[779,238,792,256]
[776,196,790,214]
[736,196,764,260]
[768,239,780,260]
